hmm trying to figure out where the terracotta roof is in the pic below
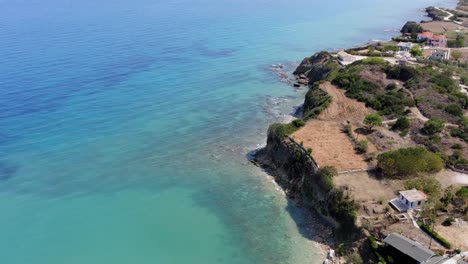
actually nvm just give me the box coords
[432,35,447,40]
[418,32,434,38]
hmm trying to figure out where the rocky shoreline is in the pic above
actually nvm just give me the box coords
[254,2,461,263]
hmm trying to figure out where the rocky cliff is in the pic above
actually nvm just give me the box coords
[255,124,358,237]
[254,51,358,237]
[293,51,341,84]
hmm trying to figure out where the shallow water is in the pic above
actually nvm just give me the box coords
[0,0,456,263]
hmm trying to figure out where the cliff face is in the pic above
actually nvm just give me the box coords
[256,128,343,229]
[293,51,341,84]
[255,52,357,236]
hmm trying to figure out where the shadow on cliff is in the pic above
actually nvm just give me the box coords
[247,148,335,247]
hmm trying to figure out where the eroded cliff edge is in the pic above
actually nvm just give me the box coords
[254,52,358,239]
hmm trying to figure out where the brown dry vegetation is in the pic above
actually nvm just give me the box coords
[292,82,375,171]
[317,82,373,122]
[421,21,464,33]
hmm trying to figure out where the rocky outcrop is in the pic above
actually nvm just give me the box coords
[293,51,342,84]
[255,126,358,235]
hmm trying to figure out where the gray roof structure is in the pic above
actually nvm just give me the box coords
[384,233,435,263]
[400,189,427,202]
[422,256,449,264]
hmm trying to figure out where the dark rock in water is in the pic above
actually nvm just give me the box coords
[293,83,301,88]
[0,161,17,181]
[293,51,342,83]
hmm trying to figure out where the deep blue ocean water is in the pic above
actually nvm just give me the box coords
[0,0,455,263]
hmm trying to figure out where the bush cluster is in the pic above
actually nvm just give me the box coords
[377,147,444,177]
[418,222,452,248]
[269,120,305,138]
[392,117,410,131]
[405,177,442,198]
[316,166,337,191]
[303,83,333,120]
[422,118,445,135]
[332,71,413,116]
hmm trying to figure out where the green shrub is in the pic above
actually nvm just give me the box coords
[456,186,468,199]
[292,119,305,128]
[362,57,386,65]
[392,117,410,131]
[445,104,464,117]
[451,118,468,142]
[316,166,337,191]
[332,66,414,116]
[386,83,398,90]
[405,177,442,198]
[303,84,333,120]
[422,118,445,135]
[357,140,368,153]
[364,113,383,131]
[269,120,305,138]
[429,72,458,94]
[418,222,452,248]
[442,217,455,226]
[377,147,444,177]
[343,124,353,136]
[385,65,419,81]
[410,45,423,57]
[383,45,399,52]
[452,143,463,150]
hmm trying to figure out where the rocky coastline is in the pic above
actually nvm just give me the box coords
[253,2,463,263]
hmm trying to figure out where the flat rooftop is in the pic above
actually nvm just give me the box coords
[399,189,427,202]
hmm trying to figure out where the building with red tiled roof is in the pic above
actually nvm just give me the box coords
[428,35,447,47]
[417,31,434,41]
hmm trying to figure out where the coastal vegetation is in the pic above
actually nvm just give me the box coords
[405,177,442,198]
[363,113,383,131]
[422,118,445,135]
[268,119,305,138]
[418,221,453,248]
[377,147,444,177]
[261,8,468,259]
[303,82,333,120]
[332,62,415,117]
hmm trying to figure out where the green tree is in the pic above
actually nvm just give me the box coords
[363,113,383,131]
[410,45,423,57]
[377,147,444,177]
[422,118,445,135]
[393,116,410,131]
[451,50,462,61]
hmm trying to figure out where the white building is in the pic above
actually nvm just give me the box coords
[430,48,451,61]
[398,42,414,52]
[390,189,427,212]
[337,51,356,62]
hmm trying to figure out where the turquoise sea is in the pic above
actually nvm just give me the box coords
[0,0,455,263]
